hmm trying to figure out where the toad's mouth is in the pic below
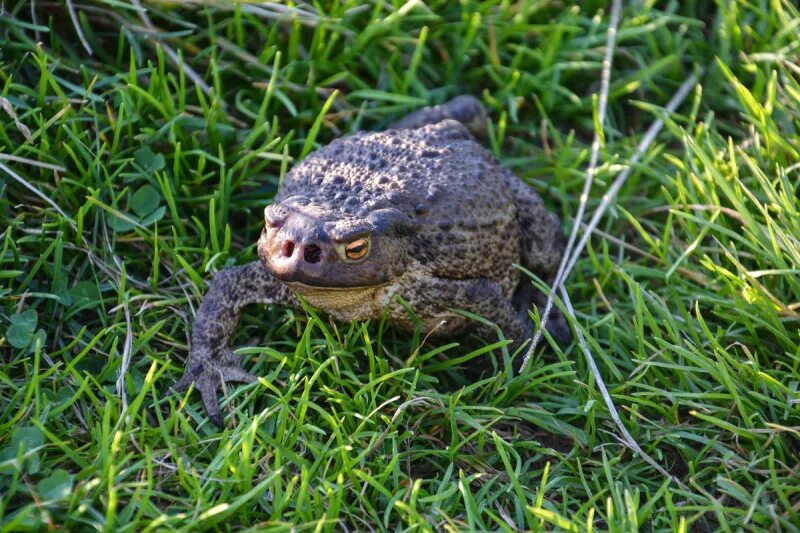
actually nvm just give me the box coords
[266,258,392,290]
[283,279,391,291]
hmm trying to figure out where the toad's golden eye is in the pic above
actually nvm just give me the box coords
[345,238,369,260]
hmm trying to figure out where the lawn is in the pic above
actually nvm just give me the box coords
[1,0,799,530]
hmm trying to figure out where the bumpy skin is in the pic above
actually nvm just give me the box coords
[176,96,568,427]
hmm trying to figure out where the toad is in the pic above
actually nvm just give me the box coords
[174,95,569,426]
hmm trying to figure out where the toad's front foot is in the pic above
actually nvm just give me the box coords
[172,349,257,428]
[173,262,297,427]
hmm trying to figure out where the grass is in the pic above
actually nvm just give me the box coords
[0,0,798,530]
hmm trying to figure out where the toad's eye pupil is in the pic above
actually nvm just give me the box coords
[345,239,369,259]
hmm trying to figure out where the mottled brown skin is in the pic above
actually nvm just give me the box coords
[174,96,569,427]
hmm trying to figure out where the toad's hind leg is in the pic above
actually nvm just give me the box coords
[389,95,487,136]
[390,275,525,344]
[506,171,572,345]
[173,261,298,427]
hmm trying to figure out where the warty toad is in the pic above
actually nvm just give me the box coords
[174,95,569,426]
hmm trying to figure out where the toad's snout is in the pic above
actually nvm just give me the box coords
[267,235,336,282]
[257,204,341,284]
[280,238,323,264]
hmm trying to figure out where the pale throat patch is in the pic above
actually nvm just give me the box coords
[285,282,381,310]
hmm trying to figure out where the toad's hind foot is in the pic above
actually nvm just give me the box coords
[513,281,573,347]
[389,95,487,136]
[172,353,257,428]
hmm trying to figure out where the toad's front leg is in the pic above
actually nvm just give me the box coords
[173,261,297,427]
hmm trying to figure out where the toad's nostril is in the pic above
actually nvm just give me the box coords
[281,241,295,257]
[303,244,322,264]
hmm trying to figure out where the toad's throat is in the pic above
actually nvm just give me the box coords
[284,280,389,310]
